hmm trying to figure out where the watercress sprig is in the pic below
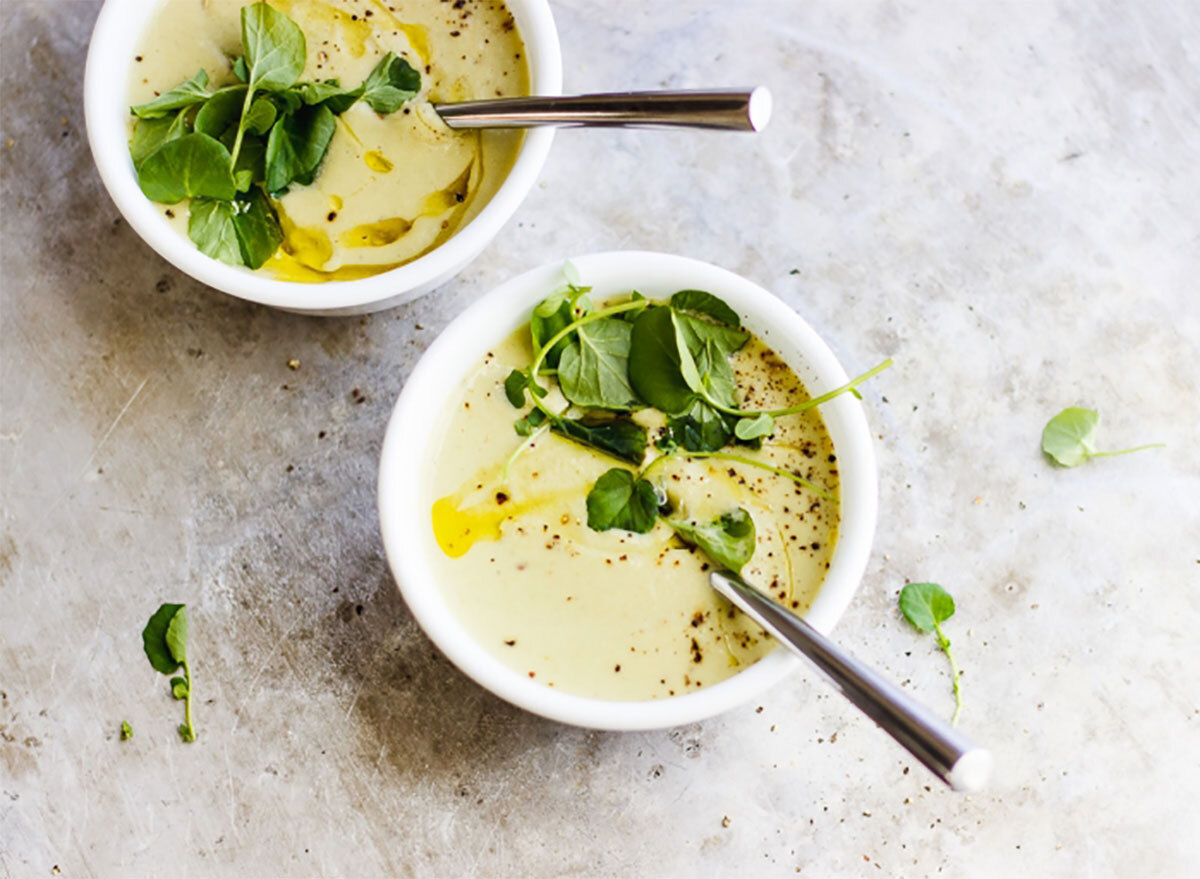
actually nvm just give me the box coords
[129,2,421,270]
[1041,406,1163,467]
[141,603,196,742]
[898,583,963,725]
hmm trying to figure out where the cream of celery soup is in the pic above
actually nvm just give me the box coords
[427,289,841,701]
[128,0,528,280]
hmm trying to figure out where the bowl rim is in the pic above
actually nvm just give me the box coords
[378,251,879,731]
[83,0,563,312]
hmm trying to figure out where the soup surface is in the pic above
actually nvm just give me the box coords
[428,310,841,701]
[128,0,528,280]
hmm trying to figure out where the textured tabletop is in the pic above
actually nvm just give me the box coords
[2,1,1198,876]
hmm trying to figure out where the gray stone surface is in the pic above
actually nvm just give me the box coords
[2,0,1198,876]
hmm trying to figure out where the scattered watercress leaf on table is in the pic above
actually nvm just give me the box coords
[137,133,236,203]
[131,69,212,118]
[170,676,190,700]
[241,1,307,92]
[734,413,774,441]
[265,103,337,193]
[120,720,133,741]
[551,414,646,465]
[164,606,188,664]
[1040,406,1162,467]
[142,603,185,674]
[628,306,697,415]
[586,468,659,533]
[669,289,740,327]
[666,508,756,573]
[179,723,196,743]
[557,318,640,410]
[188,198,243,265]
[360,52,421,113]
[898,582,963,724]
[141,603,196,742]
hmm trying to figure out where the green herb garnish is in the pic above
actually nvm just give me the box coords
[120,720,134,740]
[141,603,196,742]
[1041,407,1163,467]
[898,582,963,725]
[500,265,888,575]
[129,2,421,269]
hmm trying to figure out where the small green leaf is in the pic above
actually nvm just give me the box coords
[194,85,249,139]
[188,198,243,265]
[129,110,190,166]
[164,606,188,664]
[131,69,211,118]
[628,306,697,415]
[551,414,646,465]
[137,133,236,203]
[586,468,660,533]
[562,260,582,286]
[898,582,955,633]
[170,676,190,700]
[178,723,196,743]
[504,369,529,408]
[557,318,640,410]
[662,400,734,453]
[293,79,362,114]
[241,1,307,91]
[360,52,421,113]
[232,56,249,83]
[530,287,590,369]
[265,103,337,193]
[231,188,283,268]
[513,407,546,437]
[120,720,133,740]
[666,508,756,573]
[244,97,278,135]
[142,603,185,675]
[1040,407,1098,467]
[735,413,774,441]
[669,289,740,327]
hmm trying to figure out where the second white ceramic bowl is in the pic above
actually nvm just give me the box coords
[84,0,562,315]
[378,251,878,730]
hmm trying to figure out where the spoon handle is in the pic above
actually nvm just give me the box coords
[710,571,992,791]
[434,87,772,131]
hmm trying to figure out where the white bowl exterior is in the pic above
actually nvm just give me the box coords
[378,252,879,731]
[84,0,562,315]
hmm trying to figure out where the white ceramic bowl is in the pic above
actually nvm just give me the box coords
[378,251,879,730]
[84,0,562,316]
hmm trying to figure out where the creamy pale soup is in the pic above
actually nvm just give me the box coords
[428,313,841,701]
[128,0,528,280]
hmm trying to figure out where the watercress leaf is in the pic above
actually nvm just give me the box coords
[244,96,278,135]
[120,720,133,740]
[628,306,697,415]
[669,289,740,327]
[667,508,756,573]
[179,723,196,742]
[188,198,243,265]
[530,296,575,369]
[170,676,190,700]
[294,79,363,114]
[504,369,529,407]
[265,103,336,193]
[164,605,188,665]
[142,603,185,675]
[513,407,546,437]
[137,133,236,203]
[735,413,774,441]
[233,133,267,185]
[232,56,249,83]
[130,69,211,118]
[533,291,566,319]
[562,259,582,286]
[898,582,955,633]
[234,169,254,191]
[557,318,640,410]
[129,111,189,166]
[272,87,304,116]
[1041,407,1098,467]
[360,51,421,113]
[194,85,248,139]
[665,400,735,452]
[241,1,307,91]
[585,468,659,533]
[675,312,749,359]
[552,413,646,466]
[231,188,283,268]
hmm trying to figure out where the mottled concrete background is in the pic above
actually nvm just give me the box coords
[2,1,1198,876]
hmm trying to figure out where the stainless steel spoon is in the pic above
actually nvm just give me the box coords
[435,87,772,131]
[710,570,993,792]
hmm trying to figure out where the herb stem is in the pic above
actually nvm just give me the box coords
[642,449,834,502]
[227,84,257,170]
[1090,443,1166,458]
[934,622,963,726]
[182,659,195,741]
[703,359,894,419]
[526,300,647,418]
